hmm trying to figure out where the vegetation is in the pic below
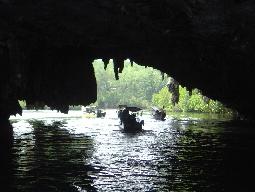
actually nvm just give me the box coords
[18,59,232,115]
[93,59,168,108]
[18,100,26,109]
[93,59,232,114]
[152,85,233,114]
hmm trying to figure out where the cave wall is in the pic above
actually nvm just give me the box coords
[1,0,255,119]
[0,39,97,117]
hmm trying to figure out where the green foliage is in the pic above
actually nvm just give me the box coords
[175,86,190,112]
[18,100,26,109]
[152,86,233,114]
[93,59,168,108]
[18,61,232,115]
[93,58,232,114]
[152,87,172,110]
[188,89,207,112]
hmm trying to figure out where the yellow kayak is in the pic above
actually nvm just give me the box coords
[82,113,96,118]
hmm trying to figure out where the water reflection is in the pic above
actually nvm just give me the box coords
[12,119,95,192]
[6,110,255,191]
[155,120,225,191]
[0,120,14,191]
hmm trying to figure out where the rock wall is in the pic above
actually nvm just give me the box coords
[1,0,255,119]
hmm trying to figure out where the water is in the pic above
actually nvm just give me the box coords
[4,110,255,191]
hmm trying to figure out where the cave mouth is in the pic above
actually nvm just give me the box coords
[92,59,168,110]
[0,0,254,123]
[90,59,234,117]
[13,58,235,118]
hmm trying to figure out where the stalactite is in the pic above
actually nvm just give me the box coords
[118,59,124,73]
[168,77,179,105]
[113,60,119,80]
[0,0,255,121]
[113,58,124,80]
[161,71,165,80]
[103,59,108,70]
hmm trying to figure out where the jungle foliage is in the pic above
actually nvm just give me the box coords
[93,59,168,108]
[93,59,232,114]
[152,86,232,114]
[18,59,232,114]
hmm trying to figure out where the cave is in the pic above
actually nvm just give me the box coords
[1,1,255,122]
[2,1,255,191]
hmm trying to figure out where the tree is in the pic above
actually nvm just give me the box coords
[93,59,168,108]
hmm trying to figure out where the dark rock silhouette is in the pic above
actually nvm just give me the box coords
[118,106,144,132]
[1,0,255,124]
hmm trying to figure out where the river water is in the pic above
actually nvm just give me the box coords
[5,109,255,191]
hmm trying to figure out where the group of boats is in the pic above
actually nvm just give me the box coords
[81,105,166,133]
[81,106,106,118]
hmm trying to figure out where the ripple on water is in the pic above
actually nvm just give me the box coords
[7,110,255,192]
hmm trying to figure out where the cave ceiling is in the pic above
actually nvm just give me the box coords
[1,0,255,119]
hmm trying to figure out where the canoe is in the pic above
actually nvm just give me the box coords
[151,107,166,121]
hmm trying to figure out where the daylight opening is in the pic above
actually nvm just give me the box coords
[90,59,234,118]
[16,59,234,118]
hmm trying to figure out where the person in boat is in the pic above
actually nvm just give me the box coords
[130,113,136,120]
[152,106,166,120]
[96,109,106,117]
[161,110,166,120]
[130,113,139,125]
[119,107,129,125]
[161,106,166,119]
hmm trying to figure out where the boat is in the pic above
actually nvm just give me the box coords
[117,105,144,132]
[96,109,106,118]
[81,106,106,118]
[81,106,96,118]
[151,106,166,120]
